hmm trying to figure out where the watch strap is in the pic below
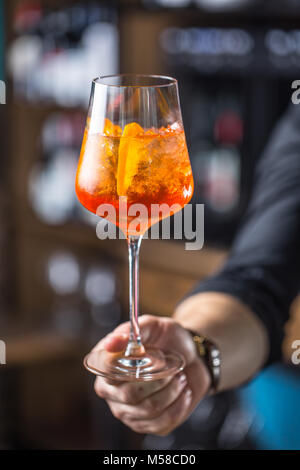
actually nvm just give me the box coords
[188,330,221,392]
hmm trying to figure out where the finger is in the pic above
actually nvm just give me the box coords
[109,315,159,345]
[106,372,188,421]
[102,334,129,353]
[124,385,193,436]
[91,314,168,357]
[124,360,210,435]
[94,373,173,405]
[105,322,130,338]
[91,331,130,354]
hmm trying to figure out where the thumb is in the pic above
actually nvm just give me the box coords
[102,333,129,353]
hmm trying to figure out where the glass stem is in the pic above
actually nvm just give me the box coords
[125,235,145,357]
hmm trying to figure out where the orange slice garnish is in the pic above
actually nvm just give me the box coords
[117,122,144,196]
[103,118,122,137]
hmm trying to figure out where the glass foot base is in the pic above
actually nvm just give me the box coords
[83,347,185,382]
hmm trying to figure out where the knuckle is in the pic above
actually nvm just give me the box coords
[121,412,132,423]
[110,405,123,421]
[112,409,122,420]
[140,314,154,323]
[94,379,106,398]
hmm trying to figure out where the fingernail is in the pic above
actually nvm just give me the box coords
[178,374,187,385]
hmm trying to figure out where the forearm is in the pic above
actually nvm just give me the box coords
[173,292,269,391]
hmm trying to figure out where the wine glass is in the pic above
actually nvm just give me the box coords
[76,74,194,381]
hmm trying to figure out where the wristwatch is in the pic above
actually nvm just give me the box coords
[188,331,221,393]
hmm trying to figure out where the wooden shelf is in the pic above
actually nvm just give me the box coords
[2,325,87,367]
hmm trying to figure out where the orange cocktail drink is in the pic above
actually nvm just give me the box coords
[75,118,194,236]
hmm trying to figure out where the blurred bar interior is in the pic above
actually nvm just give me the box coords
[0,0,300,450]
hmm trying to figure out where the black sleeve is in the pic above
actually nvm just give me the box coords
[190,103,300,366]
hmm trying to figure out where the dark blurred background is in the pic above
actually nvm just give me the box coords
[0,0,300,450]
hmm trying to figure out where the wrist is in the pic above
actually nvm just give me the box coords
[175,292,269,390]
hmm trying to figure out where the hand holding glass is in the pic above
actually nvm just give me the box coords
[75,75,194,381]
